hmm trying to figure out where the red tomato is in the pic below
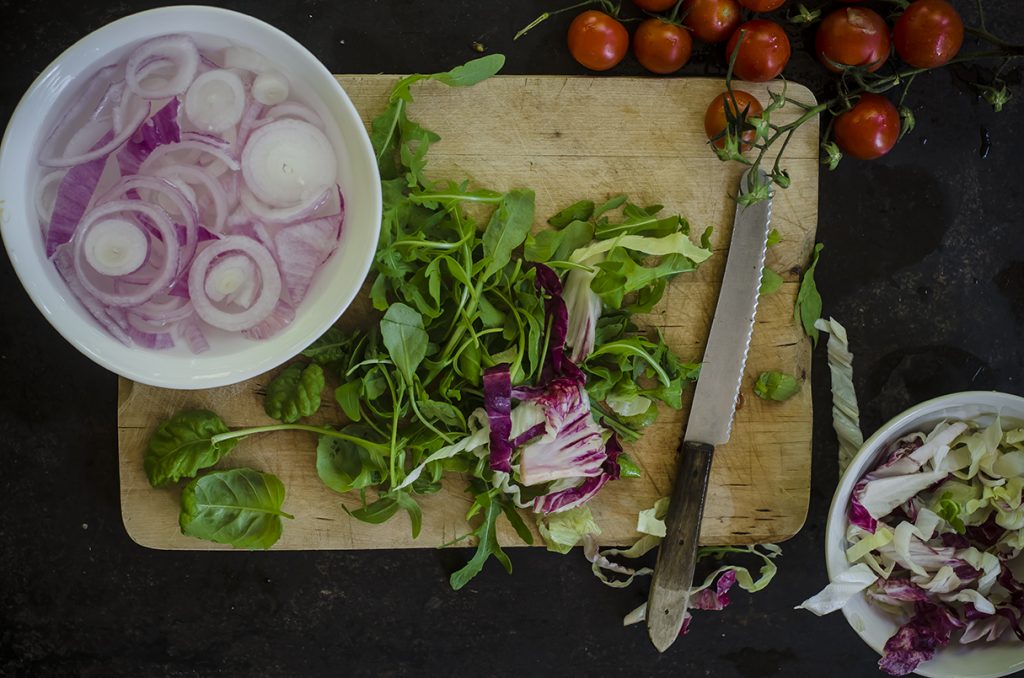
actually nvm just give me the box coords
[726,19,791,82]
[833,93,900,160]
[815,7,890,73]
[704,90,764,151]
[738,0,786,11]
[633,0,678,10]
[893,0,963,68]
[634,19,694,74]
[567,10,630,71]
[682,0,742,44]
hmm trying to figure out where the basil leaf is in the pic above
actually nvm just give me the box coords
[482,189,535,278]
[760,268,783,295]
[753,371,801,401]
[450,492,512,590]
[145,409,239,487]
[381,303,428,383]
[179,468,293,550]
[264,363,325,424]
[794,243,824,346]
[317,427,383,494]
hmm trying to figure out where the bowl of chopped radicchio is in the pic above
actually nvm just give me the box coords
[802,391,1024,677]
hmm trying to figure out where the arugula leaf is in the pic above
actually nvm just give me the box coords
[548,200,594,228]
[264,363,325,424]
[767,228,782,247]
[525,219,594,263]
[394,491,423,539]
[380,303,428,383]
[450,491,513,590]
[482,189,536,277]
[937,495,966,534]
[179,468,293,549]
[417,399,466,428]
[145,410,239,487]
[346,495,401,524]
[618,454,642,479]
[317,427,383,494]
[302,326,352,366]
[335,381,363,422]
[760,268,783,295]
[431,54,506,88]
[794,243,824,346]
[753,371,801,401]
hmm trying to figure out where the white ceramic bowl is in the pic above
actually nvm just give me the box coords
[826,391,1024,678]
[0,6,381,389]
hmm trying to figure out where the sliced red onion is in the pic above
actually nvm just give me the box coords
[241,119,335,207]
[242,299,295,340]
[116,97,181,176]
[239,185,330,224]
[35,169,68,225]
[138,139,240,175]
[125,35,200,99]
[38,64,119,164]
[184,69,246,133]
[273,213,340,304]
[225,203,252,232]
[220,171,240,212]
[125,313,175,349]
[252,71,289,106]
[44,132,113,257]
[52,245,131,346]
[187,235,281,331]
[81,217,149,276]
[259,102,325,129]
[153,164,227,232]
[222,45,270,73]
[234,99,264,155]
[176,315,210,353]
[204,253,257,307]
[74,201,179,307]
[98,175,199,267]
[39,102,148,168]
[131,294,194,323]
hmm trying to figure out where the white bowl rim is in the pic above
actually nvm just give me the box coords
[825,390,1024,678]
[0,5,382,389]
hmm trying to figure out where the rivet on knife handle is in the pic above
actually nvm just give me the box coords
[646,440,715,652]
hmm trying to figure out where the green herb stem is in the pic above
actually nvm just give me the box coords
[211,423,389,453]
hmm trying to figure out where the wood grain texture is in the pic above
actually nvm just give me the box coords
[118,75,818,550]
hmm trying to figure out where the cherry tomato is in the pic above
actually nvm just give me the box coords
[634,19,694,74]
[893,0,963,68]
[833,93,900,160]
[815,7,890,73]
[726,19,791,82]
[567,10,629,71]
[633,0,678,10]
[738,0,786,11]
[704,90,764,151]
[682,0,742,44]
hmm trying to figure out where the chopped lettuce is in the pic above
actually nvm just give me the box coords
[814,317,863,475]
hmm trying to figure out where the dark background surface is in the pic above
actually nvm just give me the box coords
[1,1,1022,676]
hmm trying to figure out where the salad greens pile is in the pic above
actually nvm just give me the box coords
[143,55,722,591]
[800,418,1024,676]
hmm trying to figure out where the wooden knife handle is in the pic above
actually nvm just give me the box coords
[646,440,716,652]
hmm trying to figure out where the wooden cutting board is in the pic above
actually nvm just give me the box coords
[118,75,818,550]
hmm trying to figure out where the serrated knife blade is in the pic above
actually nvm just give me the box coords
[646,168,773,652]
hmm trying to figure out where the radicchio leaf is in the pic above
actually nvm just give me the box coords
[518,378,606,486]
[878,602,963,676]
[483,364,514,473]
[532,262,584,384]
